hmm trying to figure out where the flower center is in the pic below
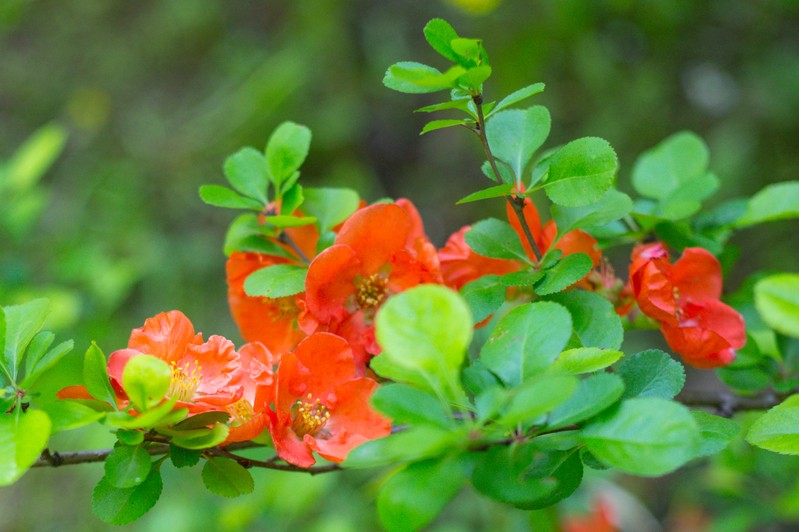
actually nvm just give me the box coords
[269,296,300,320]
[227,397,255,426]
[169,360,202,402]
[355,273,388,310]
[291,393,330,437]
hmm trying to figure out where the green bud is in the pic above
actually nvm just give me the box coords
[122,354,171,412]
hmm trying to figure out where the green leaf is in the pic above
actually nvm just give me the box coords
[550,348,623,375]
[746,395,799,454]
[632,131,709,201]
[460,275,506,324]
[423,18,461,62]
[344,426,458,469]
[122,354,171,412]
[415,99,471,114]
[617,349,686,400]
[169,444,201,468]
[450,38,483,66]
[5,123,67,193]
[243,264,307,299]
[0,410,51,486]
[20,331,53,381]
[92,463,163,525]
[302,187,359,233]
[279,181,304,214]
[465,218,529,262]
[472,444,583,509]
[755,274,799,338]
[481,160,515,183]
[548,373,625,429]
[480,302,572,386]
[533,253,593,295]
[371,383,454,429]
[261,214,317,228]
[580,398,700,476]
[2,298,50,381]
[420,119,469,135]
[265,121,312,189]
[172,411,231,431]
[199,185,263,210]
[105,444,152,488]
[83,342,118,409]
[378,454,468,532]
[458,66,492,91]
[383,62,464,94]
[547,291,623,350]
[169,422,229,450]
[692,411,740,457]
[736,181,799,227]
[488,82,546,117]
[551,189,633,233]
[544,137,618,207]
[201,457,255,498]
[486,107,551,182]
[21,338,73,388]
[497,374,578,427]
[456,183,514,204]
[375,286,471,402]
[41,400,105,433]
[223,147,269,203]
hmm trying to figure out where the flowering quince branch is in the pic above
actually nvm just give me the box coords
[3,17,799,530]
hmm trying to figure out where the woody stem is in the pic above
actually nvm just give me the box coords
[278,231,311,265]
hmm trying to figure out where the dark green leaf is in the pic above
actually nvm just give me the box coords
[378,454,468,532]
[0,410,51,486]
[243,264,307,299]
[92,464,163,525]
[465,218,529,262]
[265,121,312,188]
[548,373,625,429]
[736,181,799,227]
[201,457,255,498]
[488,82,546,116]
[371,383,454,429]
[199,185,263,210]
[223,147,269,203]
[460,275,506,324]
[169,444,201,468]
[534,253,593,295]
[692,411,740,457]
[486,107,551,181]
[480,302,572,386]
[83,342,118,409]
[617,349,686,400]
[105,444,152,488]
[544,137,617,207]
[547,291,623,350]
[302,187,359,232]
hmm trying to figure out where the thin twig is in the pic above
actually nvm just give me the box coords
[677,390,785,418]
[278,231,311,264]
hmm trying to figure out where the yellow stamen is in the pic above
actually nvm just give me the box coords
[355,273,388,309]
[169,360,202,402]
[291,393,331,437]
[227,397,255,426]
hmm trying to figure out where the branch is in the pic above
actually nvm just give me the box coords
[677,390,784,418]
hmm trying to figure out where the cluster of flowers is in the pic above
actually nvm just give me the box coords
[628,242,746,368]
[60,197,744,468]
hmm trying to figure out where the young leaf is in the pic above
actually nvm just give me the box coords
[371,383,454,429]
[465,218,529,262]
[423,18,461,63]
[377,454,469,532]
[450,38,483,66]
[121,354,171,412]
[486,106,551,182]
[458,65,492,91]
[551,189,633,233]
[735,180,799,227]
[414,99,470,114]
[223,147,269,203]
[302,187,359,232]
[199,185,263,210]
[265,121,312,190]
[92,463,163,525]
[617,349,686,400]
[548,373,625,429]
[243,264,307,299]
[456,183,513,204]
[201,457,255,498]
[2,298,50,381]
[104,444,152,488]
[550,347,624,375]
[544,137,617,207]
[533,253,593,295]
[547,291,623,350]
[460,275,506,324]
[383,62,455,94]
[480,302,572,386]
[420,119,469,135]
[0,409,51,486]
[755,274,799,338]
[488,82,546,117]
[472,444,583,509]
[83,342,118,409]
[746,395,799,454]
[692,411,740,457]
[261,214,317,228]
[580,398,700,476]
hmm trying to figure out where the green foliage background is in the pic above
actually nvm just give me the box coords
[1,0,798,529]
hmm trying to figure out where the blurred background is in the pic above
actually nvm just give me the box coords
[1,0,798,530]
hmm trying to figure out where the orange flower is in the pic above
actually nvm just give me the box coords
[303,202,442,367]
[438,226,520,289]
[265,333,391,468]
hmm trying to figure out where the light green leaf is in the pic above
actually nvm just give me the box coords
[5,123,67,193]
[371,384,454,429]
[0,410,51,486]
[83,342,118,409]
[378,454,468,532]
[423,18,461,63]
[21,338,73,388]
[548,373,625,429]
[458,65,492,90]
[2,298,50,381]
[383,62,464,94]
[122,354,171,412]
[465,218,529,262]
[746,395,799,454]
[547,291,623,350]
[414,99,471,114]
[223,147,269,203]
[105,444,152,488]
[580,397,700,476]
[460,275,506,324]
[92,464,163,525]
[261,214,317,228]
[544,137,618,207]
[169,422,229,450]
[550,347,623,375]
[480,302,572,386]
[481,159,515,183]
[486,106,551,181]
[41,400,105,433]
[201,457,255,498]
[199,185,263,210]
[456,183,514,204]
[344,426,458,468]
[534,253,593,295]
[736,181,799,227]
[551,189,633,233]
[265,121,312,190]
[617,349,686,400]
[243,264,307,299]
[302,187,359,232]
[632,131,709,201]
[755,274,799,338]
[497,374,578,427]
[488,82,546,117]
[692,411,740,457]
[420,119,469,135]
